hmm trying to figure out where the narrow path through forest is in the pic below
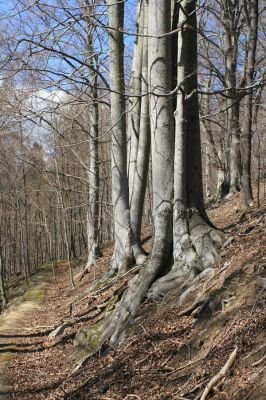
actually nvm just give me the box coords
[0,263,82,399]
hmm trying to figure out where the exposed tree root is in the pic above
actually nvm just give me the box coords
[97,211,227,348]
[148,213,225,300]
[178,266,227,317]
[100,240,171,347]
[99,216,226,348]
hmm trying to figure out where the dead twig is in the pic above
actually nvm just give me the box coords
[200,346,238,400]
[252,353,266,367]
[243,343,266,360]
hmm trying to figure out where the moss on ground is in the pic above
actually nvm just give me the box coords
[22,285,47,305]
[0,350,14,363]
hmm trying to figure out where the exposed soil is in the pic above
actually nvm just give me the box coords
[0,192,265,400]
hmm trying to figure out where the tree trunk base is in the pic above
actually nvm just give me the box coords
[99,213,225,348]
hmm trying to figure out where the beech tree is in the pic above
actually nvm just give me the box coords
[220,0,242,196]
[108,0,150,273]
[128,0,150,265]
[100,0,224,347]
[241,0,259,209]
[107,0,133,273]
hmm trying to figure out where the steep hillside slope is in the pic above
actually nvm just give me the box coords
[0,194,265,400]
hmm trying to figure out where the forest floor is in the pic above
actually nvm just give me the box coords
[0,192,265,400]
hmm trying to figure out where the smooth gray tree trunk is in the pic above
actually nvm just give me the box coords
[86,66,100,265]
[149,0,223,300]
[130,0,150,265]
[128,0,144,201]
[100,0,174,347]
[107,0,133,273]
[99,0,224,348]
[83,1,101,267]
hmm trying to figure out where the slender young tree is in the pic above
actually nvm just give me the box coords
[84,0,101,267]
[241,0,259,209]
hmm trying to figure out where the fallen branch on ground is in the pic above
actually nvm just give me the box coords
[252,353,266,367]
[200,346,238,400]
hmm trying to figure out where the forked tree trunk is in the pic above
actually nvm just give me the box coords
[107,0,133,273]
[149,0,223,300]
[241,0,258,209]
[100,0,174,347]
[100,0,224,348]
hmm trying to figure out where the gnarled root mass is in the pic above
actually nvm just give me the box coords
[99,211,226,348]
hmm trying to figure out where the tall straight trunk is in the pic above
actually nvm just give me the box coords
[173,0,205,267]
[83,1,101,266]
[201,86,225,201]
[0,253,8,308]
[128,0,144,200]
[221,0,241,195]
[149,0,174,261]
[17,202,29,285]
[241,0,258,208]
[53,142,75,287]
[86,93,100,262]
[226,100,241,192]
[107,0,132,273]
[130,0,150,264]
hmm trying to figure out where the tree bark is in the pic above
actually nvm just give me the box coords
[99,0,224,348]
[0,253,8,309]
[221,0,241,195]
[100,0,174,346]
[241,0,258,208]
[107,0,133,273]
[128,0,144,200]
[130,0,151,265]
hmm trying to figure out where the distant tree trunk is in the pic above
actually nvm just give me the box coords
[0,253,8,308]
[220,0,241,196]
[241,0,258,209]
[53,141,75,288]
[107,0,133,273]
[86,92,101,264]
[83,0,101,268]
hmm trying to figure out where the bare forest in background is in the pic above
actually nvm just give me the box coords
[0,0,264,321]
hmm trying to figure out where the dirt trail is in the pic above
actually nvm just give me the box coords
[0,259,105,400]
[0,264,72,399]
[0,301,42,396]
